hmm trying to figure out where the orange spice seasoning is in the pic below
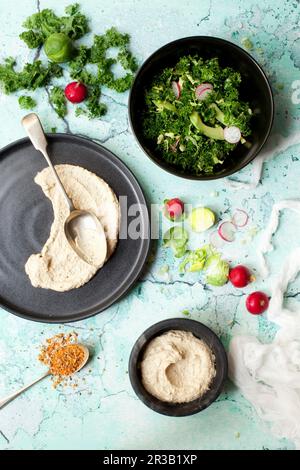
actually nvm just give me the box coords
[39,332,85,388]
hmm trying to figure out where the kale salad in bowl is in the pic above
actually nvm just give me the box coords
[129,37,274,180]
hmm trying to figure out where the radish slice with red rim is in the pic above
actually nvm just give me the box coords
[218,221,237,242]
[172,81,181,99]
[232,209,249,227]
[195,83,213,101]
[224,126,241,144]
[210,230,225,248]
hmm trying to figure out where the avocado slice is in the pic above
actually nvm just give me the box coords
[190,111,224,140]
[209,103,247,144]
[209,103,226,125]
[153,100,176,113]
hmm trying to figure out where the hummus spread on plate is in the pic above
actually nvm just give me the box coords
[25,164,119,292]
[141,330,216,403]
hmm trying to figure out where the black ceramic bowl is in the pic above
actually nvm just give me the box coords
[129,318,228,416]
[129,36,274,180]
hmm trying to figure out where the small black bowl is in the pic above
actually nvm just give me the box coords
[129,318,228,416]
[129,36,274,180]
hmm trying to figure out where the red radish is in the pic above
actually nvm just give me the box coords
[195,83,213,101]
[210,230,224,248]
[224,126,241,144]
[246,291,269,315]
[229,265,253,288]
[164,198,184,220]
[65,82,87,103]
[218,221,236,242]
[232,209,249,228]
[171,81,181,99]
[170,138,180,153]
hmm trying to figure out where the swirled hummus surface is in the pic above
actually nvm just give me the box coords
[25,164,119,292]
[141,330,216,403]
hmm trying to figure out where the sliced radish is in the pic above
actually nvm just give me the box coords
[210,230,225,248]
[195,83,213,101]
[171,81,181,99]
[170,139,180,153]
[218,221,237,242]
[232,209,249,228]
[224,126,241,144]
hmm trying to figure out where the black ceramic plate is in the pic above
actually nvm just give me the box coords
[129,318,228,417]
[0,134,150,323]
[129,36,274,180]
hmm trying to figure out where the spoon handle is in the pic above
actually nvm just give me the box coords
[22,113,74,212]
[0,371,50,409]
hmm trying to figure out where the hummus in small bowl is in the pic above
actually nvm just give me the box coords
[129,318,227,416]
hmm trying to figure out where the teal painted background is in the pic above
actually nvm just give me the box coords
[0,0,299,450]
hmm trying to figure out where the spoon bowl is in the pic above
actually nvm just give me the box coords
[72,343,90,373]
[64,210,107,267]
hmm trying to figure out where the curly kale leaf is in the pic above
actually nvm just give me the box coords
[18,95,37,109]
[49,86,67,118]
[0,58,63,93]
[75,86,107,119]
[61,3,89,40]
[20,9,62,47]
[19,3,89,48]
[88,28,137,91]
[70,26,137,107]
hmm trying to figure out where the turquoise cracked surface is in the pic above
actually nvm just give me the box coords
[0,0,299,450]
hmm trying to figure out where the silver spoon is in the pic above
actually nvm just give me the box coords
[0,344,89,410]
[22,113,107,266]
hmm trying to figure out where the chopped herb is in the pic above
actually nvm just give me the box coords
[182,309,190,316]
[18,95,37,109]
[49,86,67,118]
[51,127,57,133]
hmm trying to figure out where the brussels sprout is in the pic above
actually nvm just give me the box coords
[44,33,74,63]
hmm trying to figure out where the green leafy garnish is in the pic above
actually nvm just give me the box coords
[19,4,89,48]
[18,95,37,109]
[0,58,62,93]
[163,226,189,258]
[49,86,67,118]
[142,56,252,174]
[182,309,190,316]
[71,27,138,92]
